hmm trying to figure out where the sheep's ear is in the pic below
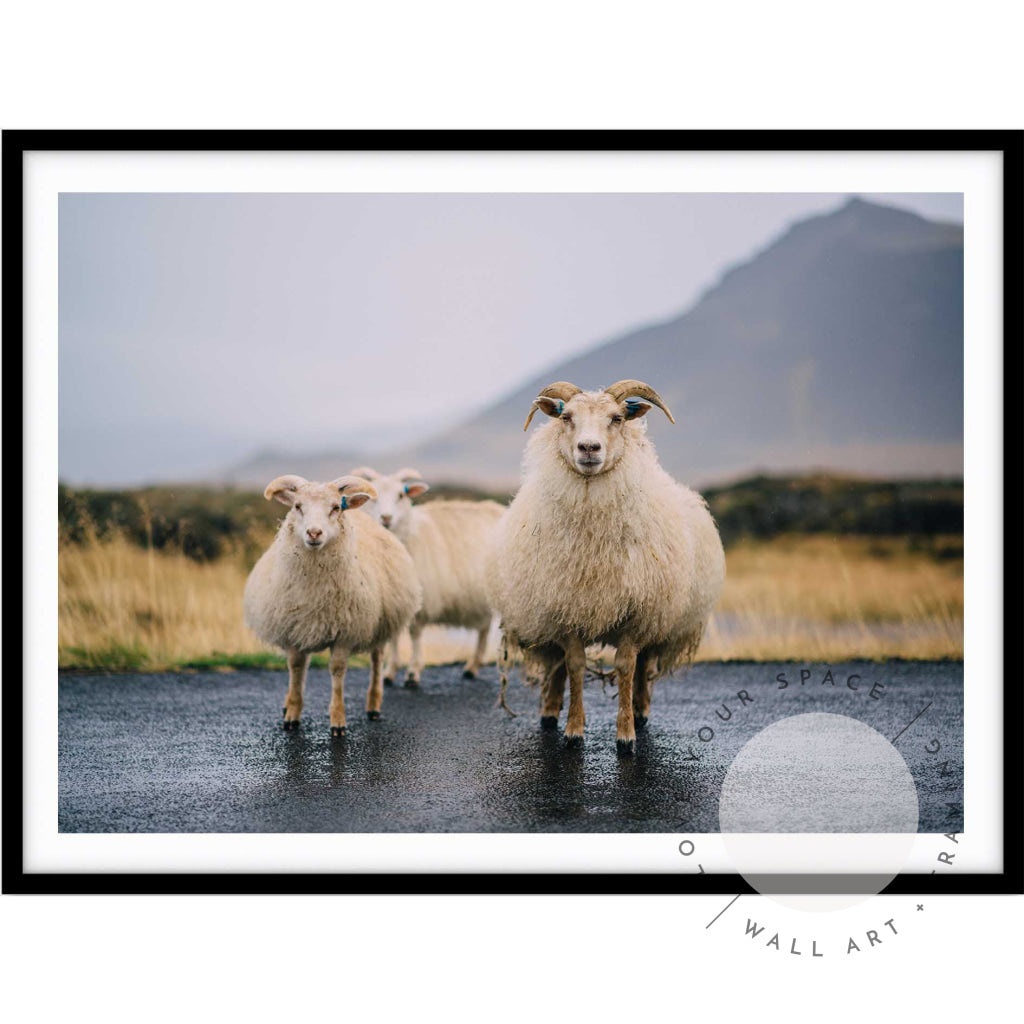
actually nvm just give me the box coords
[264,475,307,506]
[623,399,652,420]
[339,491,373,511]
[523,396,565,430]
[329,476,378,500]
[403,481,430,499]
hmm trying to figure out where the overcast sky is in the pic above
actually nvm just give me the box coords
[58,192,963,486]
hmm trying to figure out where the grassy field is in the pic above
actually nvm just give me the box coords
[58,528,963,671]
[697,534,962,660]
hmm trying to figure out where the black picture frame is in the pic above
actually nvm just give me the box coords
[4,129,1020,896]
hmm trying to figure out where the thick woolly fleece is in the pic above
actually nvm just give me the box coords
[486,418,725,676]
[243,506,422,656]
[395,499,506,631]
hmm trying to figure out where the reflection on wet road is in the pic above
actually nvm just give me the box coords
[58,661,963,833]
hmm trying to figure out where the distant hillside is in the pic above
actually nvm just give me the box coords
[223,197,963,490]
[59,474,962,562]
[223,448,366,488]
[702,474,962,545]
[402,198,963,487]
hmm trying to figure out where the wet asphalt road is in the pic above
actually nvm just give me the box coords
[58,661,963,833]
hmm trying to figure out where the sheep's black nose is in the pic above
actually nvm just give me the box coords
[380,514,393,528]
[578,441,602,453]
[306,527,323,540]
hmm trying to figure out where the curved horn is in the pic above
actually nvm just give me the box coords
[393,467,424,482]
[348,465,380,480]
[328,475,378,500]
[264,475,308,503]
[523,381,583,431]
[604,379,675,424]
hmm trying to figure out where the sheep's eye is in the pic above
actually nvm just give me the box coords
[294,503,303,513]
[560,413,573,423]
[611,414,623,424]
[331,505,341,514]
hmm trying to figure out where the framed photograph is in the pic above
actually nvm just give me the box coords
[4,130,1020,895]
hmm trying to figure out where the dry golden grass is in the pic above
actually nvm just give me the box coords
[58,531,481,671]
[59,533,272,670]
[58,532,963,671]
[699,534,962,661]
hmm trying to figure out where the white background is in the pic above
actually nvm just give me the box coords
[21,149,1003,879]
[2,2,1020,1021]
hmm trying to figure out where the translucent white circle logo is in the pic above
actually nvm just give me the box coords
[719,713,919,911]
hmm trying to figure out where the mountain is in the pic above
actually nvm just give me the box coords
[223,447,367,488]
[228,198,964,489]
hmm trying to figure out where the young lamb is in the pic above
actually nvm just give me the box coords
[485,379,725,753]
[350,466,505,686]
[243,474,422,736]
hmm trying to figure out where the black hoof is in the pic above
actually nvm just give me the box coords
[330,726,346,738]
[565,734,584,749]
[617,738,636,756]
[404,678,420,689]
[539,715,559,731]
[462,669,477,679]
[383,677,394,687]
[634,714,649,730]
[282,719,300,731]
[367,710,381,721]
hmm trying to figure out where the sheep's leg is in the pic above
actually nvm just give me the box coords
[282,648,308,730]
[328,645,350,737]
[405,622,424,688]
[366,646,384,721]
[463,624,490,679]
[383,634,401,687]
[539,658,567,730]
[633,650,653,729]
[615,639,639,755]
[563,637,587,747]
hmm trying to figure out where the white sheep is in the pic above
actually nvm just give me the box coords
[350,466,505,686]
[485,380,725,753]
[243,474,422,736]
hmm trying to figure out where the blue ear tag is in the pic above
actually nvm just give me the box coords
[556,400,564,414]
[403,485,409,495]
[625,399,641,417]
[340,494,349,511]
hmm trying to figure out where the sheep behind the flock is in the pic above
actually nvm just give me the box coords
[243,474,422,735]
[351,467,505,685]
[486,380,725,753]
